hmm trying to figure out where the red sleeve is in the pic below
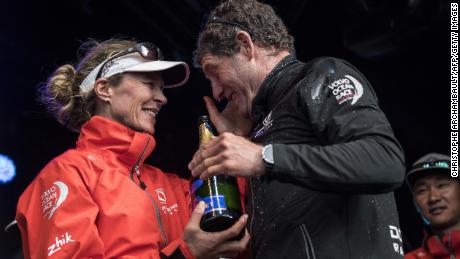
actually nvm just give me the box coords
[16,157,105,258]
[160,239,195,258]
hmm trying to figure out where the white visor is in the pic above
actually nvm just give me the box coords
[79,52,190,93]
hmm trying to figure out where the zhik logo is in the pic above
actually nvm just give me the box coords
[47,232,74,256]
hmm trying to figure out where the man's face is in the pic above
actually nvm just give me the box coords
[201,53,255,117]
[413,174,460,231]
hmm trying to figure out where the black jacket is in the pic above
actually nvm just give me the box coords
[248,55,405,259]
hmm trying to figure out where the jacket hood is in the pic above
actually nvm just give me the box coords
[77,116,156,168]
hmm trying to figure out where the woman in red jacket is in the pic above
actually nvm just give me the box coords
[15,39,249,259]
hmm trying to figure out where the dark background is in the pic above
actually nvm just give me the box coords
[0,0,450,257]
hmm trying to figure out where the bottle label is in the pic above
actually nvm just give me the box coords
[199,195,227,214]
[190,179,203,194]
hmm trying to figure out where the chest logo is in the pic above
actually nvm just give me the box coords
[254,111,273,138]
[328,75,363,105]
[155,188,179,215]
[155,188,167,204]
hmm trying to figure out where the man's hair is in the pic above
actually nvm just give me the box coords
[193,0,294,67]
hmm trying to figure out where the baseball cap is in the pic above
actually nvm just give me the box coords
[406,153,451,187]
[80,47,190,93]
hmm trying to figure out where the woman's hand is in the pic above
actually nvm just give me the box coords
[183,201,250,259]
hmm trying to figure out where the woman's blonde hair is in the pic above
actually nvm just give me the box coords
[39,39,137,132]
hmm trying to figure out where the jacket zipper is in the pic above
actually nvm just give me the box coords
[143,174,168,248]
[129,138,168,247]
[129,137,151,190]
[300,223,317,259]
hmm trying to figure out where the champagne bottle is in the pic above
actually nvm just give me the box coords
[191,115,243,236]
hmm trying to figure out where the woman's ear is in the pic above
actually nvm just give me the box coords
[93,78,112,103]
[236,31,254,60]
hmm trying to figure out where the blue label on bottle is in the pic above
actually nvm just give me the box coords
[190,179,203,194]
[203,195,227,214]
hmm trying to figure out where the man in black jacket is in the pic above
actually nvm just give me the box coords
[188,0,406,258]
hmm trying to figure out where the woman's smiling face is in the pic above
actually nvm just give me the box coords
[106,72,167,135]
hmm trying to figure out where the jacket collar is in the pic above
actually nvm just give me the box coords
[76,116,156,168]
[424,230,460,256]
[251,54,298,122]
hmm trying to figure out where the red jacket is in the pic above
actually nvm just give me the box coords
[405,230,460,259]
[16,116,194,258]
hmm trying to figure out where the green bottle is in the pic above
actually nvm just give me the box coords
[191,115,243,236]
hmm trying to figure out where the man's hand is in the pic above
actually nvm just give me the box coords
[183,202,250,259]
[204,96,254,137]
[188,132,265,179]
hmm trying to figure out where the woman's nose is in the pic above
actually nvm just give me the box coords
[154,87,168,105]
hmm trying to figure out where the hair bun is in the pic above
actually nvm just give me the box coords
[47,64,77,104]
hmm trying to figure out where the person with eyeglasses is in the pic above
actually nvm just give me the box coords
[187,0,406,258]
[405,153,460,259]
[15,39,249,258]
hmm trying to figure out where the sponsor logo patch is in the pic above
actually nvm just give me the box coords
[389,225,404,255]
[47,232,74,256]
[155,188,167,204]
[161,203,179,215]
[254,111,273,138]
[41,181,68,219]
[327,75,363,105]
[155,188,179,215]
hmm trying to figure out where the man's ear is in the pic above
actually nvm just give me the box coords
[93,78,112,103]
[236,31,254,60]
